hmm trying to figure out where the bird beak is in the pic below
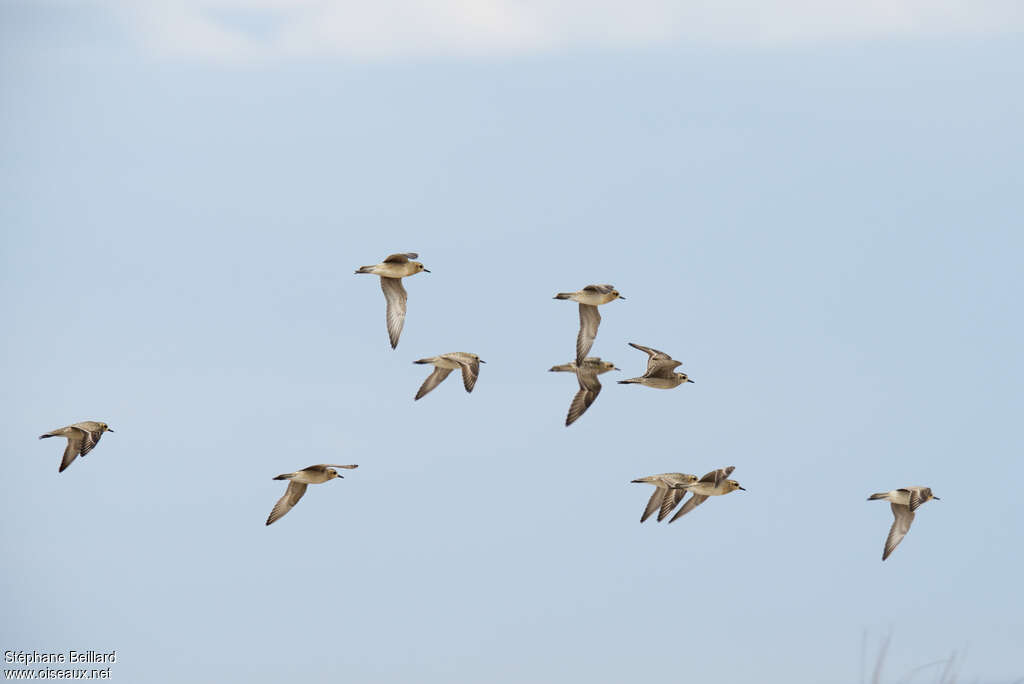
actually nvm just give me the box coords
[613,367,621,371]
[107,428,115,432]
[687,379,695,383]
[479,360,486,364]
[618,296,626,300]
[423,268,431,273]
[738,486,746,491]
[933,496,940,500]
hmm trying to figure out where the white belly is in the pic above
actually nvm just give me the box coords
[293,472,331,485]
[371,263,418,278]
[644,376,682,389]
[574,292,615,306]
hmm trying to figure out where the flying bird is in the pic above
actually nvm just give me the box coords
[618,342,694,389]
[355,252,430,349]
[549,357,618,426]
[867,486,940,560]
[413,353,485,400]
[266,464,358,526]
[39,421,114,473]
[553,284,625,365]
[631,472,699,522]
[668,466,744,523]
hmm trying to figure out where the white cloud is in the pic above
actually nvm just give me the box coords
[110,0,1024,62]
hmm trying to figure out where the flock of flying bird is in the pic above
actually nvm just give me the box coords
[36,252,939,560]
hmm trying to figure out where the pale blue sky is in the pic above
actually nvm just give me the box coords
[2,2,1023,682]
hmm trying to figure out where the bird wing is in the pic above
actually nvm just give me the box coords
[77,427,103,458]
[644,358,682,379]
[415,367,453,400]
[576,365,603,393]
[576,304,601,365]
[640,486,666,523]
[380,276,408,349]
[699,466,735,487]
[566,387,596,426]
[628,342,672,361]
[454,356,481,393]
[266,481,308,526]
[566,366,602,426]
[320,464,359,470]
[883,503,916,560]
[908,488,928,512]
[583,284,615,294]
[383,253,417,263]
[58,434,84,473]
[669,494,709,523]
[658,487,689,522]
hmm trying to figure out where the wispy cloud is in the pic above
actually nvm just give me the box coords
[109,0,1024,62]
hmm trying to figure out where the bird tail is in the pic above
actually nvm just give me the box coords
[355,265,375,274]
[38,432,58,439]
[273,473,294,481]
[549,363,575,373]
[617,378,643,384]
[553,292,573,300]
[867,492,888,501]
[413,358,432,364]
